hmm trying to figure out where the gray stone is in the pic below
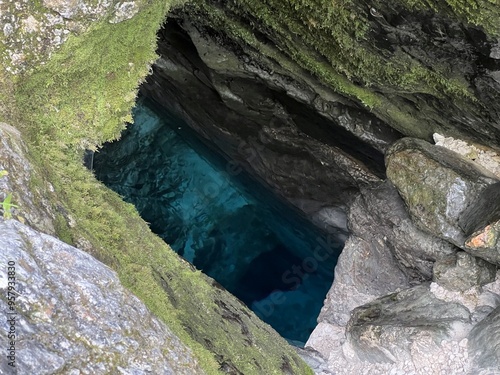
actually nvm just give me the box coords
[346,283,472,364]
[433,251,497,292]
[386,137,499,248]
[468,305,500,374]
[110,2,140,24]
[317,236,410,327]
[0,123,58,235]
[0,219,204,374]
[349,181,457,281]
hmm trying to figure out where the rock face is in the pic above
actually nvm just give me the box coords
[433,251,496,292]
[468,305,500,374]
[141,20,391,233]
[386,137,499,248]
[0,219,204,374]
[3,0,500,374]
[347,283,472,364]
[305,141,500,373]
[0,0,144,73]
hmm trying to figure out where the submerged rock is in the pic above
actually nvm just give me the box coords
[0,219,204,374]
[386,137,499,248]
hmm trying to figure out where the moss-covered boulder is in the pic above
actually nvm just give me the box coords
[386,137,499,248]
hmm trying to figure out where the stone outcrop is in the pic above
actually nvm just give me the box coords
[468,305,500,374]
[0,219,204,374]
[465,220,500,265]
[305,141,500,373]
[348,181,457,280]
[0,0,144,74]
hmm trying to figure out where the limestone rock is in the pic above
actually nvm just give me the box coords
[0,219,204,374]
[433,251,497,292]
[346,283,472,364]
[386,137,499,248]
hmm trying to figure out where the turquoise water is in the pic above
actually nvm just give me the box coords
[93,98,343,344]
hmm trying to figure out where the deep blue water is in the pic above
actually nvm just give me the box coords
[93,98,343,344]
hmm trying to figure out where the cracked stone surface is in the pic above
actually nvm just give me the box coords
[0,219,204,375]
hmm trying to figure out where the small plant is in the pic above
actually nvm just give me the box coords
[2,193,18,219]
[0,170,18,219]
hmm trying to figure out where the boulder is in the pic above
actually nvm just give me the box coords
[349,181,457,280]
[0,219,204,374]
[465,219,500,266]
[386,137,499,249]
[316,235,410,327]
[433,251,497,292]
[346,283,472,364]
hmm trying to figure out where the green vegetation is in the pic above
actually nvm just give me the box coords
[4,0,313,374]
[184,0,498,140]
[188,0,480,100]
[0,171,17,220]
[1,193,18,219]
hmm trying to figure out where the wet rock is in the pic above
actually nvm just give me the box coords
[0,219,204,374]
[346,283,472,364]
[386,137,499,248]
[433,251,497,292]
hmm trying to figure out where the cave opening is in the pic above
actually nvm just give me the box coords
[93,97,344,344]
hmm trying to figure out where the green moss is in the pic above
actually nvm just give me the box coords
[7,1,312,374]
[54,212,74,246]
[181,0,499,141]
